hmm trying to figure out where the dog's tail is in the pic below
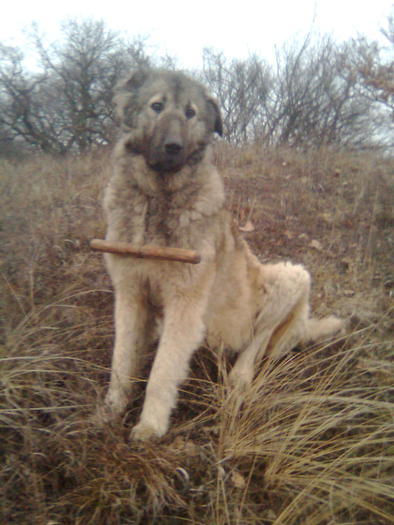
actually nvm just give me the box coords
[304,316,346,344]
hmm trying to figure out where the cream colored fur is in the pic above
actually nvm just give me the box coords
[101,70,345,441]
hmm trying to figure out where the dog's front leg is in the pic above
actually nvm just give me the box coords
[130,290,208,441]
[103,286,148,420]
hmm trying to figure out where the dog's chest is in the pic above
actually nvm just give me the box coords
[144,194,174,244]
[117,190,200,247]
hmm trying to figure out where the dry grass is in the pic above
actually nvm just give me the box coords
[1,145,393,524]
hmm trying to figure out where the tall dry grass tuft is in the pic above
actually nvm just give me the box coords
[1,147,393,523]
[216,329,393,524]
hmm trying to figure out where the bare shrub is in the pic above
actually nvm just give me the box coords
[201,50,272,143]
[0,20,152,154]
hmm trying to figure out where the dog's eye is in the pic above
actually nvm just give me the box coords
[151,102,164,113]
[185,107,196,119]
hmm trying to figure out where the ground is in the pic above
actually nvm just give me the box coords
[1,144,393,524]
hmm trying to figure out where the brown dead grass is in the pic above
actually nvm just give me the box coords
[1,145,393,524]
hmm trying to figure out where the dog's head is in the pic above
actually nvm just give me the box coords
[114,70,223,174]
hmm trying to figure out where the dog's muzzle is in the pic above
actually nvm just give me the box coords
[147,115,187,173]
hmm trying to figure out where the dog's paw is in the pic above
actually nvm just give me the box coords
[228,365,253,393]
[130,420,167,442]
[90,402,122,428]
[90,388,128,427]
[102,387,129,415]
[337,317,349,336]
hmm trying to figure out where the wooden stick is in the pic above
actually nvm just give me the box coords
[90,239,201,264]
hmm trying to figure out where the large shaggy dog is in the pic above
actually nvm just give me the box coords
[102,70,345,441]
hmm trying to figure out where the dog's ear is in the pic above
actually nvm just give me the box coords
[206,96,223,137]
[121,69,150,93]
[113,69,150,126]
[114,69,150,97]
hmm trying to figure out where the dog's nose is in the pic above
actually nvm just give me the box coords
[164,142,183,156]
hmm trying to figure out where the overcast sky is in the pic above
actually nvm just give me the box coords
[1,0,393,68]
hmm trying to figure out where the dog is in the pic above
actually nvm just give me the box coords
[101,69,345,441]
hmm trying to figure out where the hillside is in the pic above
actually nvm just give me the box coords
[1,146,393,524]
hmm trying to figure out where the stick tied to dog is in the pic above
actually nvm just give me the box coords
[90,239,201,264]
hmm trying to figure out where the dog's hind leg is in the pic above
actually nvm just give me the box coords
[229,262,312,389]
[229,329,274,390]
[229,263,346,390]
